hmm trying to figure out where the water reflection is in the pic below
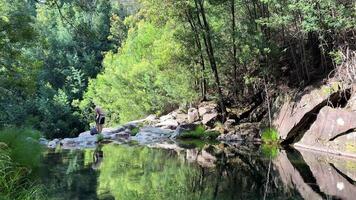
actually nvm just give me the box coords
[39,144,356,200]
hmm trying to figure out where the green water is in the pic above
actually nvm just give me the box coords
[38,143,356,200]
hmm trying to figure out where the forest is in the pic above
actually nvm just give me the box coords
[0,0,355,199]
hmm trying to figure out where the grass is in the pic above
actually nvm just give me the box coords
[0,128,45,200]
[178,125,220,140]
[261,128,279,144]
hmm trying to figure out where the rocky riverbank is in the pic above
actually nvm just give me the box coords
[42,81,356,158]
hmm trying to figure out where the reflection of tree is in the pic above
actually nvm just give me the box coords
[97,144,214,199]
[40,149,99,199]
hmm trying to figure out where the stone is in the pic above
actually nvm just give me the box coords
[217,132,242,142]
[295,106,356,156]
[273,82,342,141]
[48,139,59,148]
[187,108,199,123]
[202,112,218,126]
[156,119,179,129]
[132,127,174,144]
[159,114,174,122]
[198,102,218,117]
[224,119,236,131]
[39,138,49,145]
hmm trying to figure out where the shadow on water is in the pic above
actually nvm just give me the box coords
[39,143,356,200]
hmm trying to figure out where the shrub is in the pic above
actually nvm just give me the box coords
[0,129,45,200]
[0,128,43,169]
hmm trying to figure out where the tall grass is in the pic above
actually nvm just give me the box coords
[0,128,45,200]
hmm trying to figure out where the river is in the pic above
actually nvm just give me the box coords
[36,140,356,200]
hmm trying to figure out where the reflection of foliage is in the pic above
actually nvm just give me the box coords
[261,144,279,159]
[261,128,279,144]
[40,149,98,199]
[177,139,219,150]
[96,144,211,199]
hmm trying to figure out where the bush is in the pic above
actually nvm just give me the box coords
[0,128,45,200]
[261,128,279,144]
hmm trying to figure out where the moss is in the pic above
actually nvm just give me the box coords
[261,128,279,144]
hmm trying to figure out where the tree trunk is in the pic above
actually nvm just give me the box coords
[186,10,207,101]
[231,0,238,103]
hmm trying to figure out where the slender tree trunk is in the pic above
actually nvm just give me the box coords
[195,0,227,121]
[231,0,238,103]
[186,10,207,101]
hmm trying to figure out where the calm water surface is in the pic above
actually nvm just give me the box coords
[38,143,356,200]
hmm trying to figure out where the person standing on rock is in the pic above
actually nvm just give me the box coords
[95,106,105,133]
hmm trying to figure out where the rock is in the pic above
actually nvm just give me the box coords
[60,138,77,148]
[159,114,174,122]
[132,127,174,145]
[202,113,218,126]
[123,123,138,130]
[172,124,199,138]
[224,119,236,131]
[273,82,343,142]
[39,138,49,145]
[217,132,242,142]
[295,106,356,156]
[156,119,179,129]
[48,139,59,148]
[198,101,218,117]
[78,131,92,138]
[187,108,199,123]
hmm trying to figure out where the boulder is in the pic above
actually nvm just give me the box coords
[273,82,342,142]
[295,106,356,156]
[187,108,199,123]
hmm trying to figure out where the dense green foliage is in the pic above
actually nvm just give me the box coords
[1,0,355,137]
[0,128,45,200]
[81,21,197,124]
[0,0,138,138]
